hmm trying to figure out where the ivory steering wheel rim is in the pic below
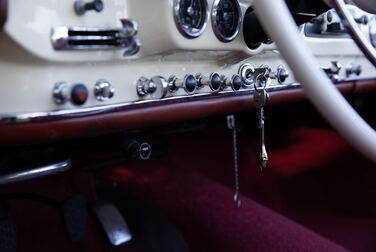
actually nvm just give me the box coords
[252,0,376,164]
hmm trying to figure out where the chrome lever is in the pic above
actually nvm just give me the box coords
[0,160,72,185]
[51,19,141,55]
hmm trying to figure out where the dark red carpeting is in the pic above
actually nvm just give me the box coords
[110,161,349,252]
[108,116,376,252]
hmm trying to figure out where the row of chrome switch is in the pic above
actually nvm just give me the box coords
[52,64,289,106]
[137,65,289,99]
[137,73,245,99]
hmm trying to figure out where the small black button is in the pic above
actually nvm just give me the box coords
[71,84,88,106]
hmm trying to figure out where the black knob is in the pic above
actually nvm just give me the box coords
[326,11,334,23]
[346,63,362,77]
[224,75,242,91]
[232,75,242,91]
[184,74,197,94]
[210,73,222,91]
[126,141,152,160]
[71,84,88,106]
[355,15,368,25]
[75,0,104,15]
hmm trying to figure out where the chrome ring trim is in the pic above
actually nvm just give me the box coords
[0,160,72,185]
[173,0,209,39]
[139,143,152,160]
[211,0,242,42]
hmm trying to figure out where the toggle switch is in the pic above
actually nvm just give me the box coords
[196,72,222,92]
[168,74,197,94]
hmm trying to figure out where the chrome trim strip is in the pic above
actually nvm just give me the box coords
[0,160,72,185]
[0,78,365,126]
[0,83,299,125]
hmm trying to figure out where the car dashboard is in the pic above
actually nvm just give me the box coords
[2,2,376,251]
[0,0,376,145]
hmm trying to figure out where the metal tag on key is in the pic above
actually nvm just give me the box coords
[254,75,269,171]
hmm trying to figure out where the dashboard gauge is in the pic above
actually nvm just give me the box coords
[174,0,209,38]
[211,0,242,42]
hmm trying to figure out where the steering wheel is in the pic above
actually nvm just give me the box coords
[252,0,376,163]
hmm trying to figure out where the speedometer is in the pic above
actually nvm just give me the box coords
[212,0,241,42]
[174,0,209,38]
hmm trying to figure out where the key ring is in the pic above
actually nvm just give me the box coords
[253,74,268,93]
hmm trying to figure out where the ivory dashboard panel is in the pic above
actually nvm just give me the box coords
[0,0,375,118]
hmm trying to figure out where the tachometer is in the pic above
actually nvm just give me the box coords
[212,0,241,42]
[174,0,209,38]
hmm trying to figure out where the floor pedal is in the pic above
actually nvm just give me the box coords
[91,202,132,246]
[0,219,17,252]
[62,194,87,241]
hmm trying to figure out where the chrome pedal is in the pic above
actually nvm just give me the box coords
[91,202,132,246]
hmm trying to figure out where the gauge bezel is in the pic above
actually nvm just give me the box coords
[211,0,242,42]
[173,0,209,39]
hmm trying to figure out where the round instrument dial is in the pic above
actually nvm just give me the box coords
[174,0,209,38]
[212,0,242,42]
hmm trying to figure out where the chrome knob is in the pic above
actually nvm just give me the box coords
[136,76,168,99]
[137,77,157,96]
[196,72,222,92]
[168,74,197,94]
[53,82,88,105]
[95,80,115,101]
[223,74,242,92]
[53,82,70,104]
[270,65,289,84]
[74,0,104,16]
[322,61,342,80]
